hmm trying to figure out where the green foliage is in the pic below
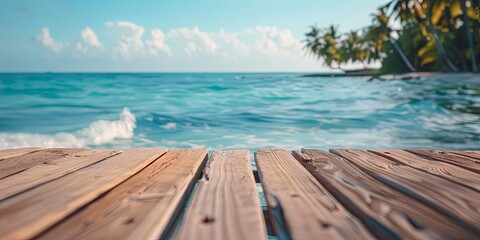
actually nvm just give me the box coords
[304,25,343,69]
[305,0,480,72]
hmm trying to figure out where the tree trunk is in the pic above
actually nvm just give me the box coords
[389,38,417,72]
[461,0,478,72]
[426,6,460,72]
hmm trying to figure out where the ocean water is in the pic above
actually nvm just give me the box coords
[0,73,479,151]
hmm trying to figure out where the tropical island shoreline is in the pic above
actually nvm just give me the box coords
[300,70,479,81]
[303,1,479,76]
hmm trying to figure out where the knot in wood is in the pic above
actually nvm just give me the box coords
[200,216,215,224]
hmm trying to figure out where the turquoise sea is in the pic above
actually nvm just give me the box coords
[0,73,479,150]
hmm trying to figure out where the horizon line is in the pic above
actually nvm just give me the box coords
[0,70,344,74]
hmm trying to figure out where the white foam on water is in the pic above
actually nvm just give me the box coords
[161,122,177,130]
[0,108,136,149]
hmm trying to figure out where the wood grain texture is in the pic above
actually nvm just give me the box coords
[39,148,207,240]
[0,148,83,179]
[255,149,373,240]
[0,149,122,201]
[0,147,42,160]
[370,150,480,192]
[405,149,480,173]
[331,149,480,235]
[174,150,267,240]
[0,148,167,240]
[447,150,480,160]
[294,149,477,240]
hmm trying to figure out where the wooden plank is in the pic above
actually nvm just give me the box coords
[38,148,207,240]
[294,149,477,240]
[405,149,480,173]
[370,150,480,192]
[331,149,480,235]
[174,150,267,240]
[0,148,167,240]
[0,148,84,179]
[0,149,122,201]
[0,147,42,160]
[255,149,373,240]
[448,150,480,160]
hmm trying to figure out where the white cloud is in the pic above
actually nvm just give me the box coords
[75,42,88,53]
[166,26,302,59]
[105,21,146,59]
[81,27,101,47]
[248,26,303,56]
[218,29,251,58]
[196,29,218,53]
[277,30,296,48]
[36,28,65,53]
[74,27,102,55]
[145,29,172,56]
[185,41,197,57]
[168,28,194,38]
[35,24,303,60]
[168,27,218,56]
[33,24,329,71]
[161,26,317,70]
[105,21,172,59]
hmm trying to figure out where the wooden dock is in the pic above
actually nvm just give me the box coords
[0,147,478,239]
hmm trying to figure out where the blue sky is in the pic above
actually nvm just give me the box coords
[0,0,387,72]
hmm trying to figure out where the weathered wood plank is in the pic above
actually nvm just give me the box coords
[448,150,480,160]
[255,149,373,240]
[370,150,480,192]
[295,149,477,240]
[331,149,480,235]
[0,148,84,179]
[0,149,122,201]
[175,150,267,240]
[38,148,207,240]
[0,147,42,160]
[405,149,480,173]
[0,148,167,240]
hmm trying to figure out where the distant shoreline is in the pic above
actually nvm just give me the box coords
[300,72,479,81]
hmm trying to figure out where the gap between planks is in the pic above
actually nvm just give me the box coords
[255,149,373,240]
[174,150,267,240]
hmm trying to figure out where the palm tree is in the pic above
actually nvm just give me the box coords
[460,0,478,71]
[423,0,460,72]
[324,25,343,69]
[389,0,460,71]
[344,30,380,67]
[367,8,417,71]
[304,25,344,69]
[304,25,323,61]
[342,31,364,65]
[305,0,479,72]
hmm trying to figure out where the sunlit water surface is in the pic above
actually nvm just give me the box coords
[0,73,479,151]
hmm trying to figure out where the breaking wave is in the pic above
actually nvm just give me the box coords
[0,108,136,149]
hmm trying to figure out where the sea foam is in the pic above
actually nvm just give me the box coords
[0,108,136,149]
